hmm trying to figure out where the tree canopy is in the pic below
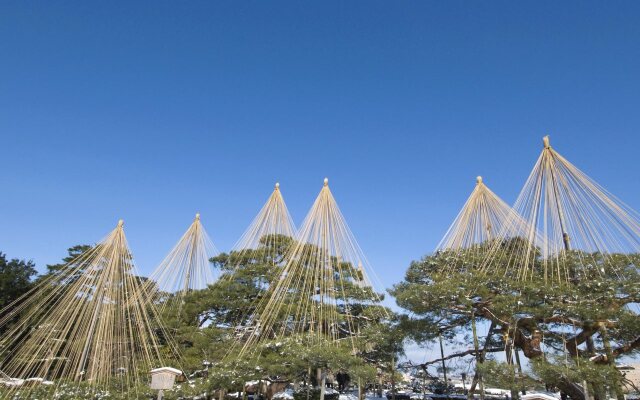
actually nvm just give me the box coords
[391,241,640,399]
[0,252,37,311]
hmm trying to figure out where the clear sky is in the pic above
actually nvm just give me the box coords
[2,1,640,320]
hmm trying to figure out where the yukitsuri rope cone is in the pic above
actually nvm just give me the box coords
[480,136,640,283]
[211,183,297,348]
[436,176,538,270]
[144,213,219,315]
[237,178,387,356]
[0,221,179,398]
[229,182,297,268]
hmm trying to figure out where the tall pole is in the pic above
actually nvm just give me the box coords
[600,325,625,400]
[422,369,427,400]
[504,331,519,400]
[438,332,448,390]
[184,214,199,291]
[180,213,200,317]
[545,136,593,400]
[470,314,486,400]
[513,348,526,396]
[391,354,396,400]
[307,367,311,400]
[320,369,326,400]
[544,136,571,253]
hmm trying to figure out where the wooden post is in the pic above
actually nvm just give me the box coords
[320,370,327,400]
[391,355,396,400]
[513,348,526,396]
[586,336,606,400]
[307,368,311,400]
[470,320,493,400]
[600,325,625,400]
[583,381,591,400]
[422,369,427,400]
[504,332,519,400]
[469,313,485,400]
[547,137,597,400]
[438,332,448,391]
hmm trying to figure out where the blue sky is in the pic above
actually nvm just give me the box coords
[2,0,640,325]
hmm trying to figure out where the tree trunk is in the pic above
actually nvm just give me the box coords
[556,378,586,400]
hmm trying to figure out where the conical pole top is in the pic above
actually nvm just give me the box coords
[117,219,124,228]
[543,135,551,149]
[476,176,483,185]
[323,177,329,187]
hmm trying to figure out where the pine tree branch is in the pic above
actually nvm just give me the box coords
[418,346,504,367]
[589,335,640,363]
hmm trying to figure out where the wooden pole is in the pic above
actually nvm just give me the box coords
[470,320,492,400]
[469,313,484,400]
[546,137,596,400]
[422,370,427,400]
[513,348,526,396]
[438,332,448,390]
[307,369,311,400]
[504,332,519,400]
[600,325,625,400]
[320,370,327,400]
[391,354,397,400]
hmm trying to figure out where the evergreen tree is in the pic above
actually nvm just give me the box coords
[0,252,37,310]
[158,234,402,397]
[391,242,640,399]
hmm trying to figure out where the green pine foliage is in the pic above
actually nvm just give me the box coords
[154,233,401,392]
[0,252,37,310]
[391,239,640,394]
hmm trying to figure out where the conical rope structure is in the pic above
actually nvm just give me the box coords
[431,177,540,362]
[229,182,297,267]
[237,178,387,356]
[210,183,298,347]
[480,135,640,282]
[144,213,219,315]
[0,221,180,398]
[436,176,539,266]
